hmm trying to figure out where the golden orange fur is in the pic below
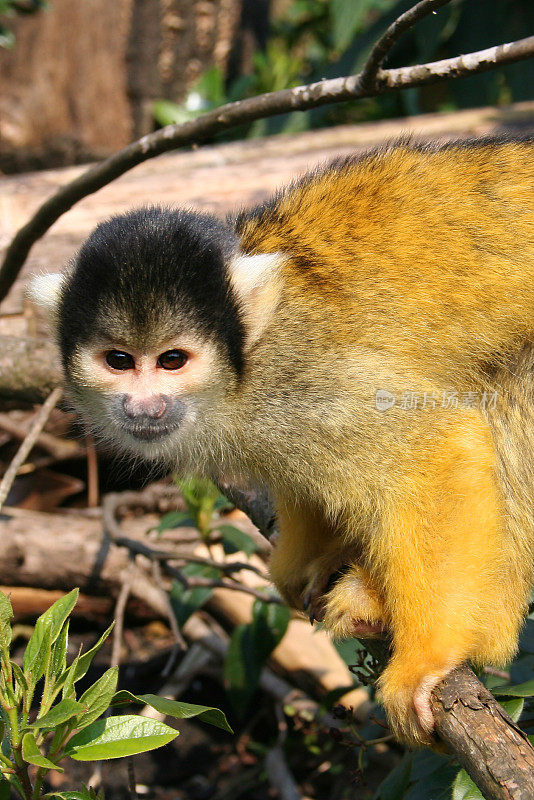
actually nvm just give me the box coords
[33,137,534,748]
[233,138,534,745]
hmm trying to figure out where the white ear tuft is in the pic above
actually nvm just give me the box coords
[229,252,283,298]
[26,272,67,315]
[228,252,284,349]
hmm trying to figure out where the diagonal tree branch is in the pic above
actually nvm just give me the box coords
[0,29,533,302]
[359,0,452,89]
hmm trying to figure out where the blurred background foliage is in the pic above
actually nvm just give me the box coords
[0,0,45,48]
[0,0,532,173]
[153,0,534,139]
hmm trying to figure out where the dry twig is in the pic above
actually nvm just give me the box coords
[0,386,63,510]
[102,489,280,604]
[359,0,452,88]
[110,560,135,668]
[0,411,82,461]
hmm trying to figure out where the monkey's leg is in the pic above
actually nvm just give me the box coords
[325,413,528,746]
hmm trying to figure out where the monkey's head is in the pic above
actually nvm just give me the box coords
[28,207,282,464]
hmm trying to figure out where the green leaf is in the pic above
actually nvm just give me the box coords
[24,625,52,684]
[0,27,15,49]
[499,697,524,722]
[0,592,13,650]
[24,590,78,677]
[331,0,361,51]
[224,624,258,717]
[76,667,119,729]
[169,564,218,628]
[492,679,534,697]
[176,476,224,532]
[452,769,485,800]
[374,753,412,799]
[11,662,28,694]
[33,698,84,729]
[519,617,534,653]
[251,600,290,662]
[214,524,259,557]
[112,690,232,733]
[60,650,81,701]
[45,787,104,800]
[22,732,63,771]
[224,601,289,717]
[152,99,199,127]
[0,778,10,800]
[61,623,114,698]
[50,621,69,676]
[64,715,178,761]
[152,510,196,534]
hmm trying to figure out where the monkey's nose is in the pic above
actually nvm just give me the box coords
[123,395,167,419]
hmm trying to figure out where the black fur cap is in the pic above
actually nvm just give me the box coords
[58,207,245,374]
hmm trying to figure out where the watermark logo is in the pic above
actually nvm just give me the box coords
[374,389,499,412]
[375,389,396,411]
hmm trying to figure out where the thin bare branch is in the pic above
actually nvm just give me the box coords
[1,33,533,302]
[169,553,269,579]
[359,0,452,88]
[0,386,63,510]
[110,561,135,668]
[380,37,534,90]
[102,489,280,603]
[151,558,188,656]
[184,576,280,603]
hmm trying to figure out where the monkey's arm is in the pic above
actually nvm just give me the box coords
[270,496,387,632]
[326,411,528,746]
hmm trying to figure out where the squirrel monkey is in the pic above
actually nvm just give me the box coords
[29,137,534,746]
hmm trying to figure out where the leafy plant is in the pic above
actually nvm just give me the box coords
[158,477,289,716]
[224,600,290,717]
[160,476,269,627]
[0,588,231,800]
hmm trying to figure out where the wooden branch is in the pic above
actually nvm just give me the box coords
[1,25,533,301]
[0,505,169,617]
[359,0,452,88]
[0,386,62,510]
[431,665,534,800]
[0,336,60,405]
[0,412,82,461]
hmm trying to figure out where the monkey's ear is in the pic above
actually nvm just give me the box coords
[228,252,283,348]
[26,272,67,320]
[229,252,282,296]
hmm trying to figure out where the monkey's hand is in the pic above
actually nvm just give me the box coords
[307,562,386,638]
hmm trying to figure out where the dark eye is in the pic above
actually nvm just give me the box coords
[105,350,135,370]
[157,349,188,370]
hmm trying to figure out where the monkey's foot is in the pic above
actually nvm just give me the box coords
[318,566,386,639]
[378,660,454,747]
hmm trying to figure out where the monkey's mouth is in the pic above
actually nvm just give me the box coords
[120,423,177,442]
